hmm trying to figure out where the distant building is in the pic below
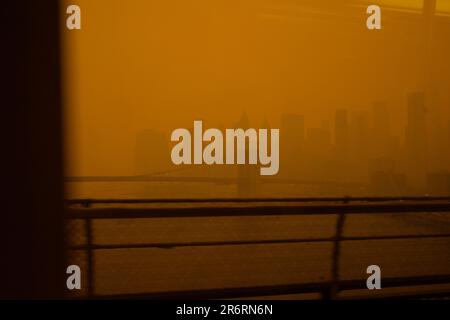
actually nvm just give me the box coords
[134,129,171,175]
[304,123,332,180]
[369,171,407,196]
[334,109,349,156]
[349,111,370,180]
[447,117,450,169]
[368,157,406,196]
[235,113,261,197]
[405,92,428,189]
[280,113,304,177]
[369,157,396,174]
[281,113,304,146]
[333,109,350,181]
[371,101,390,158]
[350,110,369,156]
[426,172,450,196]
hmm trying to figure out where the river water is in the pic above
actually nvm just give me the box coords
[65,181,450,298]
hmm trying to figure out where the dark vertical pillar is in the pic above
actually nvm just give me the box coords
[2,1,65,298]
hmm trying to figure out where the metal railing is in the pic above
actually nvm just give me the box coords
[65,196,450,299]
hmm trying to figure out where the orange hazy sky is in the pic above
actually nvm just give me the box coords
[62,0,450,176]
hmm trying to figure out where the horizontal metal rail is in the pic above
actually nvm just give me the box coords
[66,196,450,207]
[65,175,362,187]
[67,202,450,219]
[68,233,450,251]
[88,275,450,300]
[65,198,450,299]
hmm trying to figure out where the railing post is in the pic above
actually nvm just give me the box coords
[324,198,348,300]
[85,218,94,298]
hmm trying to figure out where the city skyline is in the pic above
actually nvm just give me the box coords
[95,91,450,198]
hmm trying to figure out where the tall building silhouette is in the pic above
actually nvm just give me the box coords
[280,113,304,177]
[235,113,260,197]
[371,101,390,158]
[334,109,349,156]
[351,111,369,155]
[405,92,428,189]
[334,109,349,181]
[448,117,450,168]
[349,110,370,181]
[304,120,332,180]
[134,129,170,175]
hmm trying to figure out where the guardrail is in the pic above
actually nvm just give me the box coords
[65,197,450,299]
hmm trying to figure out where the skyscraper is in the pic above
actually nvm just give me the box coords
[134,129,171,175]
[235,113,260,197]
[371,101,390,158]
[405,92,428,190]
[280,113,304,177]
[334,109,349,157]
